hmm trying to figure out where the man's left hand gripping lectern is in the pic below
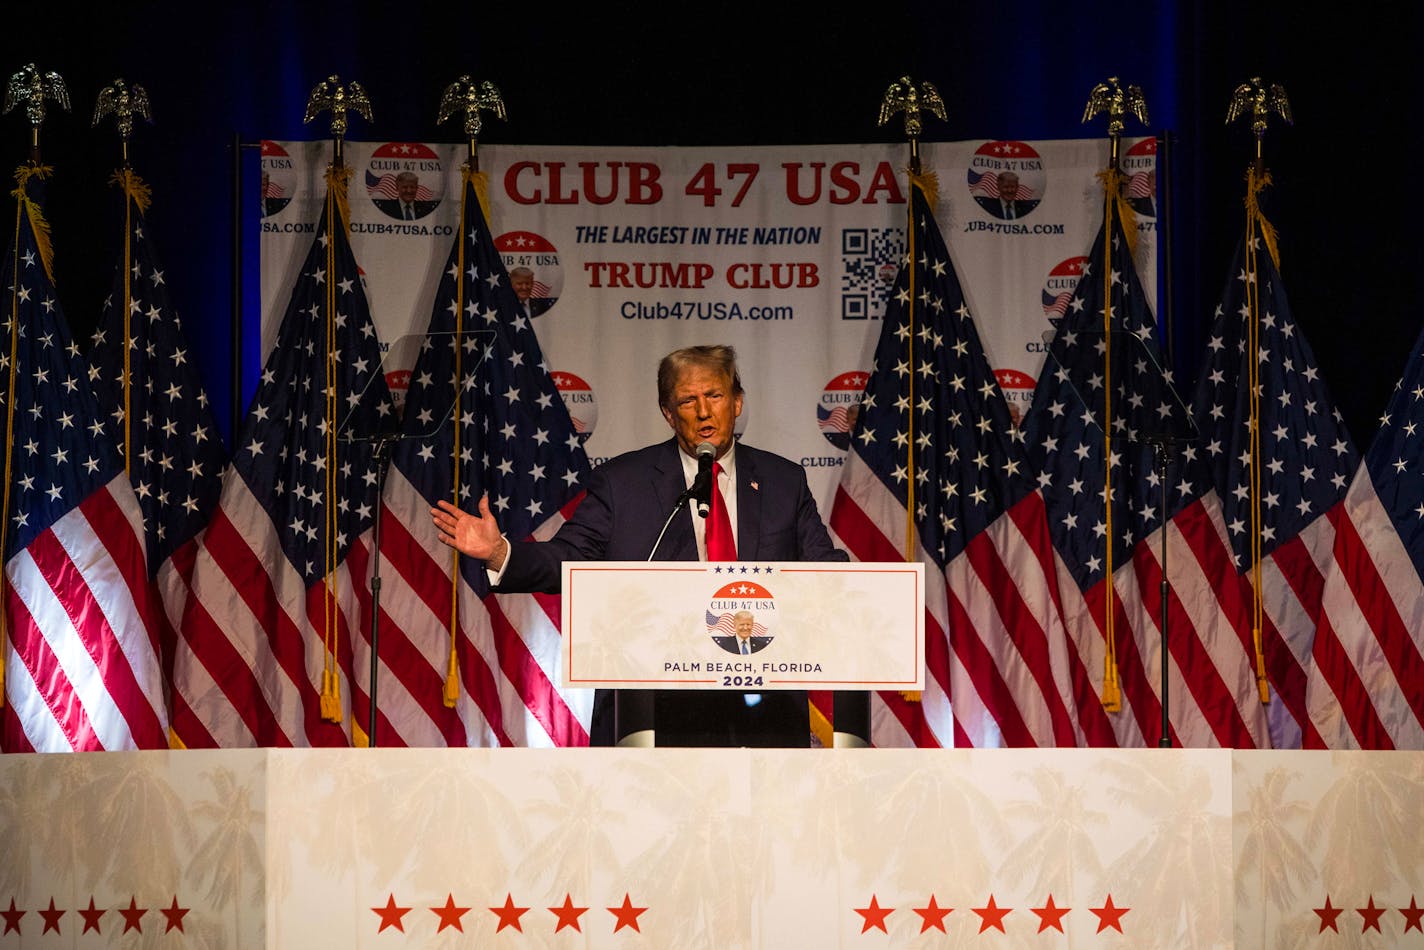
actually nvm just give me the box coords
[560,561,925,747]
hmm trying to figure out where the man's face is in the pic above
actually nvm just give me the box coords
[999,173,1019,201]
[510,272,533,301]
[661,363,743,458]
[734,614,754,640]
[396,176,418,202]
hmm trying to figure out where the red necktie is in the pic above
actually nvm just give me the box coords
[706,461,736,560]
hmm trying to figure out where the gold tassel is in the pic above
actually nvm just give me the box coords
[352,721,370,748]
[319,664,342,722]
[1245,167,1281,268]
[443,645,460,707]
[325,164,353,232]
[110,168,153,213]
[12,164,56,284]
[466,167,491,223]
[907,169,940,214]
[1101,655,1122,711]
[1095,168,1140,257]
[0,659,5,709]
[167,728,187,750]
[899,690,922,703]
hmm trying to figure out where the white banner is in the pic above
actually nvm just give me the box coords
[261,139,1159,509]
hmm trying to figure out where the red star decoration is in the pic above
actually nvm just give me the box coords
[490,893,529,933]
[161,896,189,933]
[1090,894,1129,934]
[854,895,893,933]
[372,894,411,933]
[1031,894,1071,933]
[1314,896,1343,933]
[912,894,951,933]
[1358,895,1386,933]
[118,897,146,934]
[608,893,647,933]
[1,898,23,934]
[79,897,105,934]
[431,894,470,933]
[38,898,64,935]
[549,894,588,933]
[1401,896,1424,932]
[972,895,1011,933]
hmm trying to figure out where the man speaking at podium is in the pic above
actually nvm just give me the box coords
[431,344,846,747]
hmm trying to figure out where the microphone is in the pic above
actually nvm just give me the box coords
[693,440,715,519]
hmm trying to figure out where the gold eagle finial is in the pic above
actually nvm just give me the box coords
[4,64,70,160]
[1226,77,1292,141]
[878,76,946,173]
[92,79,153,165]
[304,74,373,164]
[438,76,507,166]
[1082,76,1149,136]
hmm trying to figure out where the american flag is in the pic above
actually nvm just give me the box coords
[86,174,229,745]
[1019,182,1219,748]
[371,170,592,746]
[705,610,768,639]
[1185,218,1357,749]
[0,168,168,752]
[173,170,394,747]
[829,177,1078,747]
[1307,324,1424,748]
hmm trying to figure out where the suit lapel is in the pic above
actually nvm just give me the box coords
[736,446,761,560]
[651,439,698,560]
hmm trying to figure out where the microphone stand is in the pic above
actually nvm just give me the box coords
[365,433,398,747]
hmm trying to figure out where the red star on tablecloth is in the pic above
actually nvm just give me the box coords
[1358,896,1386,933]
[38,898,63,935]
[913,894,951,933]
[972,895,1011,933]
[608,893,647,933]
[161,896,189,933]
[1402,896,1424,933]
[1314,896,1343,933]
[854,895,893,933]
[549,894,588,933]
[118,897,147,934]
[372,894,411,933]
[1,899,22,934]
[79,897,105,934]
[491,893,529,933]
[431,894,470,933]
[1090,894,1129,934]
[1031,894,1070,933]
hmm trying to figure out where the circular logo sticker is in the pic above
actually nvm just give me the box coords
[1042,255,1089,323]
[1123,137,1157,218]
[967,141,1046,220]
[706,580,776,656]
[259,140,294,218]
[496,231,564,318]
[552,370,597,443]
[365,142,445,221]
[817,371,867,449]
[994,368,1036,426]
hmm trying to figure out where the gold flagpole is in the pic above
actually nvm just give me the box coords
[93,79,154,477]
[303,75,372,726]
[1082,77,1149,712]
[1,65,69,707]
[436,76,506,706]
[1227,78,1292,706]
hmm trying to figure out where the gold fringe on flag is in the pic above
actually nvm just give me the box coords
[109,170,153,474]
[11,164,56,284]
[324,163,353,233]
[110,168,153,213]
[468,166,491,223]
[1245,167,1281,268]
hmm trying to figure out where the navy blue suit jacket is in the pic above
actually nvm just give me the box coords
[498,438,846,594]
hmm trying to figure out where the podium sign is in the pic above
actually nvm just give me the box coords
[560,561,925,690]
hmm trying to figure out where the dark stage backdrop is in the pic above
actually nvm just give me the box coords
[2,1,1420,449]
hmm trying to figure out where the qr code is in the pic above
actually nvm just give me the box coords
[839,227,906,320]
